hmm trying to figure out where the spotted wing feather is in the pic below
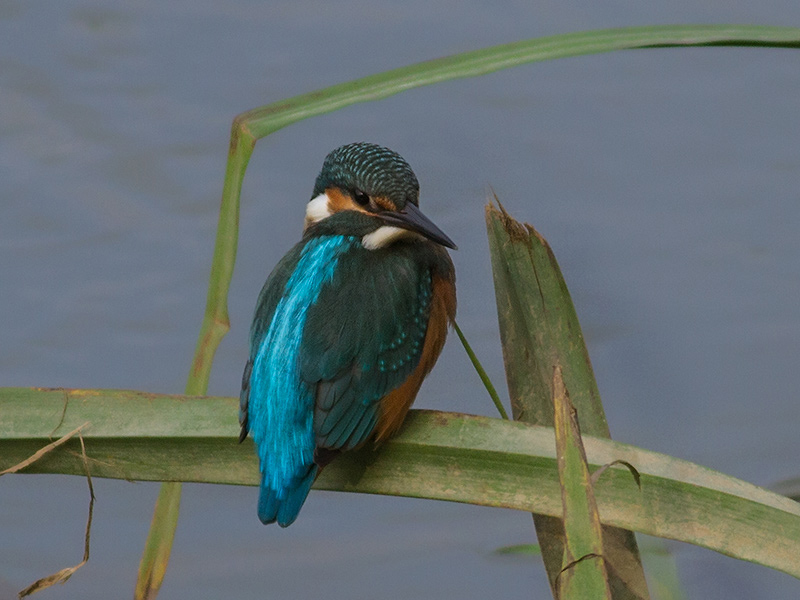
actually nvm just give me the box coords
[300,244,433,451]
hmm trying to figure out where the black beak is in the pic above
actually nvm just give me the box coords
[379,202,457,250]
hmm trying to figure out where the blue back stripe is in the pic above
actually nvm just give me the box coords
[249,235,355,495]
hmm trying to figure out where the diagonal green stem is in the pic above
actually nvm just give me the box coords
[453,320,508,419]
[235,25,800,141]
[134,127,256,599]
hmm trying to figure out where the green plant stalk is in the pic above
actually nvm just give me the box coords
[486,202,650,599]
[486,202,609,431]
[553,367,612,598]
[186,127,256,392]
[453,320,508,419]
[134,483,182,600]
[4,387,800,579]
[488,201,658,598]
[234,25,800,142]
[135,129,256,599]
[133,24,800,596]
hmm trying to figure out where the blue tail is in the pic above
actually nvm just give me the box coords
[258,465,318,527]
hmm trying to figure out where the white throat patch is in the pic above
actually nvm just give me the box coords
[362,226,415,250]
[304,193,332,227]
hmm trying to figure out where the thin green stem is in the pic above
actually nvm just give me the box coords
[453,320,508,420]
[134,111,257,600]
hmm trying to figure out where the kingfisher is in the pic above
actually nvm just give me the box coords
[239,142,457,527]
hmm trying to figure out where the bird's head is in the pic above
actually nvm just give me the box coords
[305,142,456,250]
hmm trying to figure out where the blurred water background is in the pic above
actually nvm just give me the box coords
[1,1,799,598]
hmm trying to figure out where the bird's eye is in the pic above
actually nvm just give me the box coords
[353,189,370,207]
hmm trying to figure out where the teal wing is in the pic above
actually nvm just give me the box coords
[299,245,433,451]
[239,243,305,442]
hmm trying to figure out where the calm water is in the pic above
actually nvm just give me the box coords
[2,1,799,598]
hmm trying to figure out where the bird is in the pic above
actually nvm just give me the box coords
[239,142,457,527]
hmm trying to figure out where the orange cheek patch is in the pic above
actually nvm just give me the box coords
[325,187,354,211]
[326,187,370,214]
